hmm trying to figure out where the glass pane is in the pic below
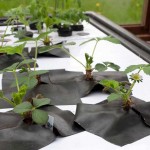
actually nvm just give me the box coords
[80,0,145,24]
[0,0,145,25]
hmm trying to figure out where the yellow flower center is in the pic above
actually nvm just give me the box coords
[96,3,100,7]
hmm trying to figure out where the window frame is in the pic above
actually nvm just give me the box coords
[122,0,150,41]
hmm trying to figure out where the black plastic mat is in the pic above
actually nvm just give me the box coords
[0,48,37,70]
[0,105,82,150]
[47,70,129,97]
[42,105,83,136]
[75,97,150,146]
[29,46,69,58]
[0,120,56,150]
[1,70,129,107]
[24,82,81,106]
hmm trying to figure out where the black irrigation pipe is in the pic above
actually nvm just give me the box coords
[86,11,150,63]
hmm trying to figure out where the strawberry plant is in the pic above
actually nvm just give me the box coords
[100,64,150,110]
[39,36,120,80]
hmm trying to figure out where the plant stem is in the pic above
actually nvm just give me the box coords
[13,70,20,92]
[1,24,9,47]
[34,40,38,71]
[91,40,98,57]
[126,80,136,100]
[1,96,15,107]
[125,69,142,100]
[54,0,58,16]
[21,54,31,71]
[61,47,86,68]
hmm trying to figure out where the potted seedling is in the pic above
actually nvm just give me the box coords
[52,0,83,31]
[42,17,57,46]
[100,64,150,110]
[29,0,58,45]
[60,8,89,31]
[28,0,53,31]
[57,23,72,37]
[28,0,56,44]
[55,10,73,37]
[28,0,44,31]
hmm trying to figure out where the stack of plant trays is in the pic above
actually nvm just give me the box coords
[0,16,150,150]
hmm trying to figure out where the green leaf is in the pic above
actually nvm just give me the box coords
[32,109,48,125]
[108,63,120,71]
[85,53,89,63]
[15,37,34,43]
[0,43,26,55]
[80,38,95,46]
[17,59,35,68]
[100,79,120,89]
[101,36,120,44]
[143,66,150,75]
[0,91,4,98]
[11,76,28,88]
[14,43,26,55]
[103,62,120,71]
[107,93,122,101]
[33,98,50,108]
[0,46,13,54]
[13,102,32,113]
[28,77,38,89]
[125,64,145,73]
[38,45,62,53]
[11,85,27,105]
[95,63,107,72]
[11,76,38,89]
[64,42,76,46]
[36,30,56,41]
[2,62,19,72]
[12,92,22,105]
[29,70,48,77]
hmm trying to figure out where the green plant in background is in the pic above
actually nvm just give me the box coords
[0,0,143,24]
[5,5,30,30]
[43,17,56,45]
[100,64,150,110]
[28,0,52,32]
[56,8,88,25]
[0,17,15,48]
[39,36,120,80]
[28,0,57,45]
[4,5,33,40]
[54,0,81,11]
